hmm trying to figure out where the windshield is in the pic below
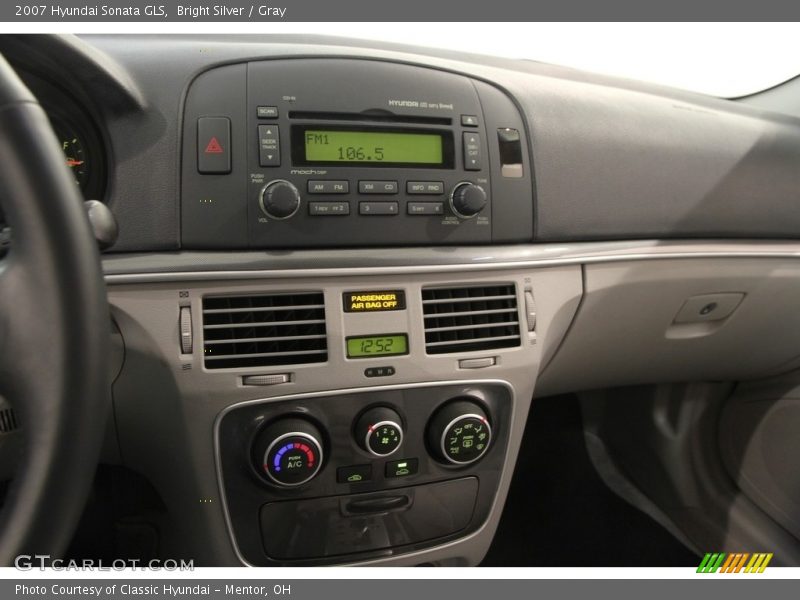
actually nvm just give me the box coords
[288,22,800,98]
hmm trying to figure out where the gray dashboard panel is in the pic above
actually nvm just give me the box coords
[14,34,799,251]
[106,265,583,565]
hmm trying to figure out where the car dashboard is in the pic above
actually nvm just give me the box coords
[2,33,800,567]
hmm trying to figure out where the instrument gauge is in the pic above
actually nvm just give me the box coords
[52,119,90,192]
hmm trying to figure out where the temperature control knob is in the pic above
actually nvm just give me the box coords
[259,179,301,220]
[254,418,324,487]
[449,182,487,219]
[427,399,492,465]
[355,406,404,457]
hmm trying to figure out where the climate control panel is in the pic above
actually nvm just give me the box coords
[218,382,511,565]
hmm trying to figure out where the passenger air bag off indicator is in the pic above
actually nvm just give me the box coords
[344,290,406,312]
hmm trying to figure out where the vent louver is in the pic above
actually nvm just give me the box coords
[422,284,521,354]
[202,292,328,369]
[0,407,18,434]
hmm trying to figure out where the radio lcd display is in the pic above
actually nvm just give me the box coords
[302,129,445,166]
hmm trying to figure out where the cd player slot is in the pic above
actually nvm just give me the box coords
[288,111,452,126]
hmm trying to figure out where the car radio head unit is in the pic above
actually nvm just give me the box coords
[181,58,533,249]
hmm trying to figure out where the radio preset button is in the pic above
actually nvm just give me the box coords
[308,180,349,194]
[408,202,444,216]
[309,201,350,216]
[258,125,281,167]
[407,181,444,195]
[257,106,279,119]
[463,132,482,171]
[359,181,398,194]
[360,202,399,215]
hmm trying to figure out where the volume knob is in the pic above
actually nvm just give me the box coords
[259,180,300,220]
[450,182,487,219]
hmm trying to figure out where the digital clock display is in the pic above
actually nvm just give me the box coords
[304,130,444,165]
[346,334,409,359]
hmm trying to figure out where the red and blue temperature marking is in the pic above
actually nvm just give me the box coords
[272,441,315,472]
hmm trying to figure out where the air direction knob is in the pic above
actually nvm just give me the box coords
[427,398,492,465]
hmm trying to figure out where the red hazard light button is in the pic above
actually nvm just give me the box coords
[197,117,231,174]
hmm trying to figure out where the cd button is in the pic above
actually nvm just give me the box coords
[359,181,398,194]
[360,202,399,215]
[461,115,479,127]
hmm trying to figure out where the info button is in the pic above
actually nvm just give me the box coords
[407,181,444,195]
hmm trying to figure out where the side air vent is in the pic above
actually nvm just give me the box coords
[0,407,18,434]
[202,292,328,369]
[422,284,521,354]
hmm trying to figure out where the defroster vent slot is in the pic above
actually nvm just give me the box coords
[422,284,521,354]
[203,292,328,369]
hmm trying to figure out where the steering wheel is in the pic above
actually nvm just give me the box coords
[0,54,109,565]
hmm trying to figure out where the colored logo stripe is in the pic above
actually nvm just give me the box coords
[745,553,773,573]
[697,552,773,573]
[697,553,726,573]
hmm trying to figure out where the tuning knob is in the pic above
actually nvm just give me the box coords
[253,417,324,487]
[427,399,492,465]
[355,406,404,457]
[449,182,487,219]
[259,179,300,220]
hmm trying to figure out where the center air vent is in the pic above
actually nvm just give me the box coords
[422,284,521,355]
[202,292,327,369]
